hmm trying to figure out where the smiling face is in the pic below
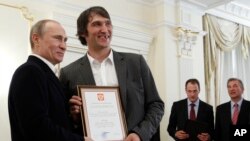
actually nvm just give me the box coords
[227,79,244,102]
[83,14,112,52]
[32,21,67,65]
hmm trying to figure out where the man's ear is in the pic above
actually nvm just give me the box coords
[32,33,39,45]
[81,33,86,38]
[81,30,89,37]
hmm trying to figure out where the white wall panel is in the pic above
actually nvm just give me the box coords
[0,3,31,141]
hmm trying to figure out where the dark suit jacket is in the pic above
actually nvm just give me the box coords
[59,51,165,141]
[167,98,214,141]
[215,99,250,141]
[8,56,82,141]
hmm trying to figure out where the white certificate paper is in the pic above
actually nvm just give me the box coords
[78,86,127,141]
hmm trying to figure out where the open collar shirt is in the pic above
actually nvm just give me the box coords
[87,50,118,86]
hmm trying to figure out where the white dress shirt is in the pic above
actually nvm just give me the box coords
[87,50,118,86]
[231,98,243,118]
[187,99,200,119]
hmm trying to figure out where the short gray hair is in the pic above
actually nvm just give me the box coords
[29,19,59,48]
[227,78,244,90]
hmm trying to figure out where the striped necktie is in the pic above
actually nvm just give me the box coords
[232,103,239,125]
[190,103,196,120]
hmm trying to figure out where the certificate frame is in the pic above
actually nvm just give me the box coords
[77,85,127,141]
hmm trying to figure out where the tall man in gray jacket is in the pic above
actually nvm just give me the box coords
[60,6,164,141]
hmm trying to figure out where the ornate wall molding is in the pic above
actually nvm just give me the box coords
[127,0,164,7]
[175,26,206,57]
[207,2,250,27]
[225,2,250,19]
[0,3,33,23]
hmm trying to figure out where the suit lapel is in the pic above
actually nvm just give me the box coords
[80,55,96,85]
[193,100,208,121]
[184,99,189,120]
[225,102,232,124]
[113,51,127,112]
[48,72,66,99]
[238,99,249,124]
[197,100,204,120]
[29,56,66,99]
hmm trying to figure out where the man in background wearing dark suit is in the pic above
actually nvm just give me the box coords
[215,78,250,141]
[59,6,164,141]
[167,78,214,141]
[8,20,88,141]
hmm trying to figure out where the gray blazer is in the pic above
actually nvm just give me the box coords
[60,50,164,141]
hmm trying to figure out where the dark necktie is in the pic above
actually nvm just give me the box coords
[190,103,196,120]
[232,103,239,125]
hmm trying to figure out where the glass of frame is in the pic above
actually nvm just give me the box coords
[77,85,127,141]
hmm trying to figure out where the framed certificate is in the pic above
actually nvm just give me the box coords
[77,85,127,141]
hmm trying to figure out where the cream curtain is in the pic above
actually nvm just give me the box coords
[203,14,250,106]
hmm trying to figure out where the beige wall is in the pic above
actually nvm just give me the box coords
[0,3,31,141]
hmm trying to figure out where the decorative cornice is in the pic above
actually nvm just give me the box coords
[207,2,250,27]
[177,0,205,15]
[33,0,85,13]
[224,2,250,20]
[0,3,33,22]
[127,0,164,7]
[19,6,34,22]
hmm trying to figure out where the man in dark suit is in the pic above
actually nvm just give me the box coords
[167,78,214,141]
[59,6,164,141]
[8,20,85,141]
[215,78,250,141]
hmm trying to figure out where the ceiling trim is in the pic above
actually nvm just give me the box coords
[207,2,250,27]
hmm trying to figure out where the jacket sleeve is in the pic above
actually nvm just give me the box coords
[167,102,178,140]
[131,55,165,141]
